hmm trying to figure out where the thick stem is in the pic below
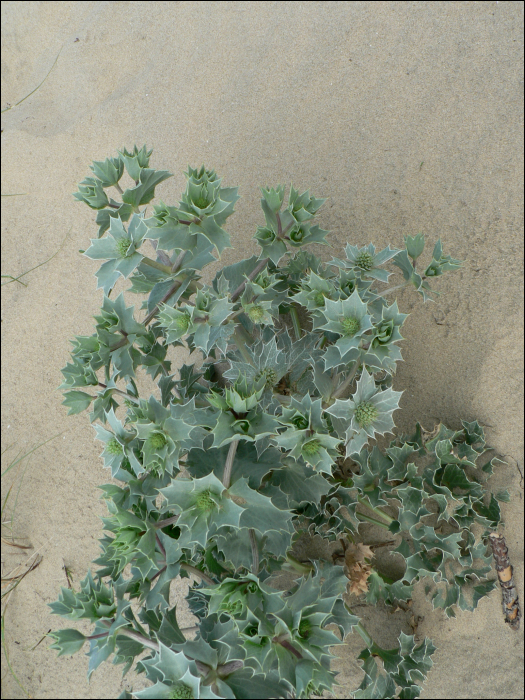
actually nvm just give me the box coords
[249,529,259,574]
[108,336,129,352]
[232,326,255,365]
[114,183,123,195]
[98,383,139,404]
[290,305,302,339]
[222,439,239,489]
[148,238,172,268]
[340,601,376,647]
[354,620,375,647]
[357,495,394,524]
[230,258,269,302]
[171,250,187,273]
[141,256,174,275]
[273,393,292,406]
[285,554,314,574]
[278,639,303,660]
[355,512,391,529]
[115,626,160,652]
[143,276,200,326]
[332,360,362,400]
[180,564,215,586]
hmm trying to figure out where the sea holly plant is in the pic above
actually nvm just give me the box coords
[49,146,509,699]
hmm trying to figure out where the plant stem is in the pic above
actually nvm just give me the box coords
[278,639,303,659]
[376,282,410,297]
[141,256,175,275]
[357,495,394,524]
[171,250,187,273]
[108,337,129,352]
[114,626,160,652]
[290,305,302,339]
[341,601,376,647]
[98,383,139,404]
[285,554,314,574]
[154,514,180,529]
[273,393,292,406]
[332,360,362,400]
[356,512,391,529]
[180,564,215,586]
[223,439,239,489]
[148,238,172,268]
[114,183,123,194]
[354,620,375,647]
[249,529,259,574]
[230,258,269,302]
[232,326,255,365]
[143,275,200,326]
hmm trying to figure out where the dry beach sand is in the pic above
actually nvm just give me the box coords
[1,1,523,698]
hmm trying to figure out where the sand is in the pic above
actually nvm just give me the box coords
[1,1,523,698]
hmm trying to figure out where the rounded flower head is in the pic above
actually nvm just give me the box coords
[354,250,375,272]
[243,300,274,326]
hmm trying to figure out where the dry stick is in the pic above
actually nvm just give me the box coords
[1,44,64,113]
[488,533,521,630]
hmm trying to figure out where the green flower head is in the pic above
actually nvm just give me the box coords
[316,289,374,362]
[106,437,123,455]
[275,395,341,474]
[157,306,193,343]
[149,431,167,450]
[325,368,403,456]
[94,409,134,475]
[169,683,194,699]
[333,243,401,283]
[243,300,274,326]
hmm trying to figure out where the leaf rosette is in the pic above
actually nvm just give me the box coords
[73,176,109,210]
[362,300,408,372]
[315,289,374,368]
[326,368,403,456]
[84,214,148,294]
[133,645,221,699]
[130,396,207,475]
[275,395,341,474]
[89,155,124,188]
[291,270,338,314]
[331,242,401,282]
